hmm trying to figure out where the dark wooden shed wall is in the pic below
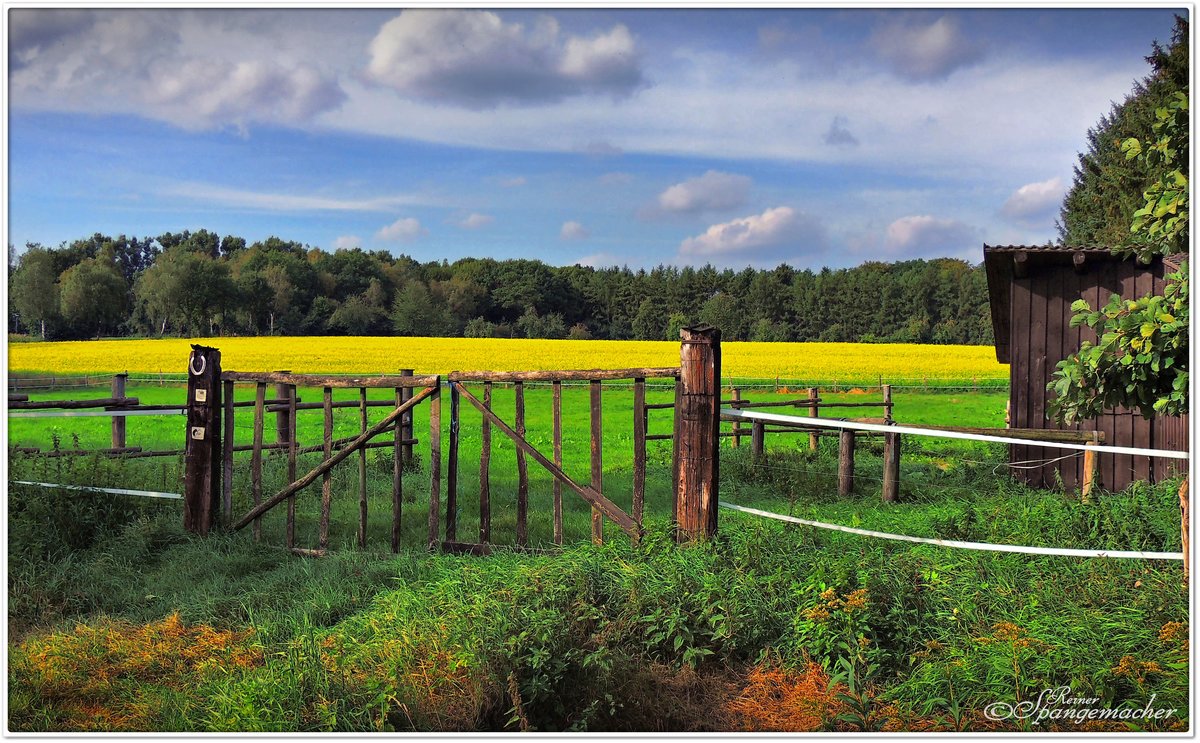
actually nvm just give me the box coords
[1002,253,1186,492]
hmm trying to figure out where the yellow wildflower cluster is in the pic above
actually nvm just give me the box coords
[803,587,870,623]
[10,336,1006,382]
[974,622,1053,652]
[1111,655,1165,684]
[1158,621,1189,650]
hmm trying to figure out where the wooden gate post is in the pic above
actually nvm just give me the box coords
[674,325,720,543]
[184,345,222,535]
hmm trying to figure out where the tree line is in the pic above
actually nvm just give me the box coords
[7,231,994,345]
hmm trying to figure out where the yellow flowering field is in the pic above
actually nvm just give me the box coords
[8,337,1006,382]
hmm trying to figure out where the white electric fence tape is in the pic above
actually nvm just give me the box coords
[11,481,183,500]
[722,409,1190,460]
[719,502,1183,561]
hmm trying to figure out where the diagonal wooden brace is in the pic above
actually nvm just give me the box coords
[232,383,437,531]
[453,382,641,538]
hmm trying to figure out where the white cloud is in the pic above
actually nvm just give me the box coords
[657,170,752,214]
[376,217,427,242]
[883,215,980,257]
[679,206,822,260]
[871,15,985,82]
[164,182,434,212]
[500,176,528,188]
[9,10,345,131]
[457,213,495,229]
[1000,177,1065,225]
[560,221,589,240]
[364,10,643,108]
[576,252,621,268]
[333,235,362,250]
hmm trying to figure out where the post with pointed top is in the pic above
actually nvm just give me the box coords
[184,345,222,535]
[674,325,720,543]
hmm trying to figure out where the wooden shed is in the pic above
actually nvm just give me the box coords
[983,244,1187,493]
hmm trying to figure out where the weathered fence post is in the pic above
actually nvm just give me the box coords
[751,421,765,461]
[883,384,894,425]
[730,387,742,448]
[184,345,222,535]
[882,430,901,503]
[838,428,855,496]
[674,325,720,543]
[1081,433,1099,504]
[274,370,292,445]
[111,372,128,449]
[807,387,819,451]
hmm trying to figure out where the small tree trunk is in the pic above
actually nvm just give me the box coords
[40,319,45,339]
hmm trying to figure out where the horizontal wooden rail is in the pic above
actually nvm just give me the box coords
[222,371,439,389]
[10,397,140,410]
[266,399,393,413]
[449,367,679,383]
[13,446,143,457]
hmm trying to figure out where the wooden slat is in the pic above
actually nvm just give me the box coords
[1131,263,1153,485]
[358,387,368,549]
[633,377,646,529]
[251,382,266,541]
[391,387,403,553]
[552,380,563,545]
[448,367,679,383]
[516,381,528,547]
[286,385,297,549]
[447,382,460,543]
[428,383,442,549]
[233,384,437,531]
[319,387,333,550]
[480,382,492,544]
[221,379,235,525]
[1029,267,1049,487]
[590,379,603,545]
[222,371,438,388]
[454,382,639,538]
[400,369,415,467]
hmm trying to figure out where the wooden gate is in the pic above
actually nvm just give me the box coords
[221,371,442,555]
[442,367,680,553]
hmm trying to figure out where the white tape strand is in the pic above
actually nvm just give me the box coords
[11,481,183,500]
[8,408,186,419]
[719,502,1183,561]
[722,409,1189,460]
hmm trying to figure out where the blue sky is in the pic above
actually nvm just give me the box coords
[6,6,1185,270]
